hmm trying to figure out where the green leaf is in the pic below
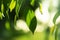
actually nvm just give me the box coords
[26,10,35,26]
[5,21,10,30]
[9,0,16,12]
[15,0,24,17]
[31,0,35,6]
[53,12,60,24]
[39,3,43,14]
[29,17,37,33]
[26,10,37,33]
[0,12,3,19]
[1,3,4,13]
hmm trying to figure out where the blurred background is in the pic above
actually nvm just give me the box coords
[0,0,60,40]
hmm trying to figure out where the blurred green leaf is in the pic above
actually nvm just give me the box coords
[5,21,10,30]
[0,12,3,19]
[1,3,4,13]
[39,3,43,14]
[31,0,35,6]
[15,0,24,17]
[26,10,37,33]
[9,0,16,12]
[53,12,60,24]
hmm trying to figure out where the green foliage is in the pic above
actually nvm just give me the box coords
[0,0,60,40]
[0,0,40,34]
[26,9,37,33]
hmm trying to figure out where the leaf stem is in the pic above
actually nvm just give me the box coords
[55,25,58,40]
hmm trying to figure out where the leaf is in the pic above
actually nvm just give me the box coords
[15,0,24,17]
[26,10,35,26]
[29,17,37,33]
[5,21,10,30]
[50,26,55,34]
[9,0,16,12]
[1,3,4,13]
[26,10,37,33]
[53,12,60,24]
[1,3,5,17]
[0,12,3,19]
[31,0,35,6]
[39,3,43,14]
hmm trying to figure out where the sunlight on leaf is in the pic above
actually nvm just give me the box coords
[39,3,43,14]
[26,10,35,26]
[50,25,55,34]
[1,3,4,13]
[9,0,16,12]
[26,10,37,33]
[31,0,35,6]
[0,12,3,19]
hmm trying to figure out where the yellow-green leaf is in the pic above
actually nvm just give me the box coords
[9,0,16,12]
[1,3,4,13]
[31,0,35,6]
[50,26,55,34]
[5,21,10,30]
[0,12,3,19]
[39,3,43,14]
[26,10,35,26]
